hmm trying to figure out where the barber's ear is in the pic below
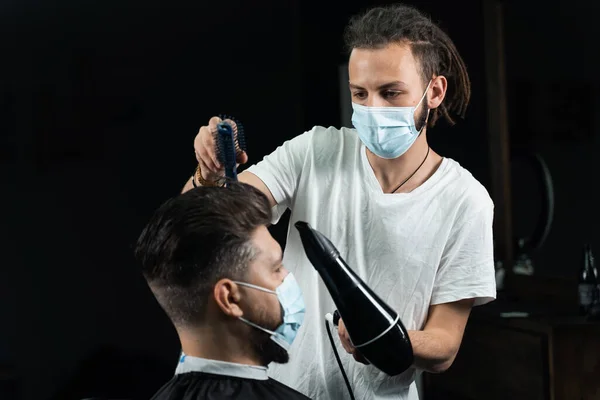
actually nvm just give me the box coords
[427,75,447,110]
[214,279,244,318]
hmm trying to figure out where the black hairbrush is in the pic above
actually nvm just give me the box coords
[215,115,247,184]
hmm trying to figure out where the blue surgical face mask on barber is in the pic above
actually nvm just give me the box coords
[351,80,432,159]
[234,273,305,351]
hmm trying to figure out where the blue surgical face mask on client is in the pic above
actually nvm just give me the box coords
[351,80,432,159]
[234,273,305,351]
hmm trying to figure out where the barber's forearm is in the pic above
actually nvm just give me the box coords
[408,328,459,373]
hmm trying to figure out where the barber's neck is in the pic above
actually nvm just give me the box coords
[366,130,442,194]
[177,323,264,367]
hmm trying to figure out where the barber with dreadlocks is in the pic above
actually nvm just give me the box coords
[183,4,496,400]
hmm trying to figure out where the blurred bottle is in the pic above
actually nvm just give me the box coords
[588,245,600,319]
[592,247,599,299]
[578,243,597,316]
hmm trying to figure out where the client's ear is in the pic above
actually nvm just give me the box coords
[214,279,244,318]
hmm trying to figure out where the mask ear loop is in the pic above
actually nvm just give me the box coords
[233,281,277,295]
[239,317,277,336]
[415,80,432,109]
[235,285,282,344]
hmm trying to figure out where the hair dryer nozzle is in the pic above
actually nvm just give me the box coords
[295,221,339,262]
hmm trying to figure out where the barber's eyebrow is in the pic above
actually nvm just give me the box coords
[349,80,408,90]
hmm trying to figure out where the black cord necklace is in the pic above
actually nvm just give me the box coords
[391,146,430,193]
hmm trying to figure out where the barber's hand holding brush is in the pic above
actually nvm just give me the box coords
[193,116,248,185]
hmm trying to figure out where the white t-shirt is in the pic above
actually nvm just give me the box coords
[246,126,496,400]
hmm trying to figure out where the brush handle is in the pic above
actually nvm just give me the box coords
[217,122,238,182]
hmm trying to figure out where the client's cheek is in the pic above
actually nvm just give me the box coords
[260,302,282,331]
[274,299,285,326]
[253,303,273,326]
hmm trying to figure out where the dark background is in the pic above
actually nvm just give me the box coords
[1,0,597,399]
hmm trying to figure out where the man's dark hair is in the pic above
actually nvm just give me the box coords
[344,3,471,128]
[134,183,272,327]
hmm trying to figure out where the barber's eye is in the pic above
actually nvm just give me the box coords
[383,90,401,99]
[352,92,367,100]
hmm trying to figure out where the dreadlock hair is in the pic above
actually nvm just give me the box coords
[344,4,471,128]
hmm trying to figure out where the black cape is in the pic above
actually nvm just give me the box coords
[150,371,311,400]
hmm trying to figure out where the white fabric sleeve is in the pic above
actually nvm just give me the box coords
[246,128,315,224]
[431,199,497,307]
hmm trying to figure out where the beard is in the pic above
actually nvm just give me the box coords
[247,305,289,365]
[415,104,429,132]
[249,329,289,365]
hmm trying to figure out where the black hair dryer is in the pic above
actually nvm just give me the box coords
[295,221,413,376]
